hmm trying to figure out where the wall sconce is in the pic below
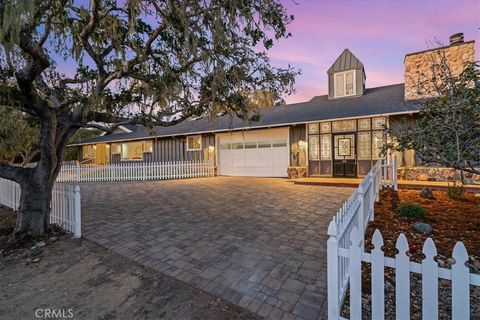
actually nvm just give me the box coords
[208,145,215,153]
[298,140,305,149]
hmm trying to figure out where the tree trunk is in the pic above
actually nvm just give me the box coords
[14,175,53,238]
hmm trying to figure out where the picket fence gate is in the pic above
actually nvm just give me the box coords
[56,160,215,182]
[0,178,81,237]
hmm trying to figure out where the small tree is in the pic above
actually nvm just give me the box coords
[388,49,480,182]
[0,0,298,240]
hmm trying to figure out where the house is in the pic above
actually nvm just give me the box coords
[70,33,475,180]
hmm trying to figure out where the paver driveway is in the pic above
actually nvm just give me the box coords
[81,177,351,320]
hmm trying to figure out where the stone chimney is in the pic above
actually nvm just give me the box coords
[404,33,475,101]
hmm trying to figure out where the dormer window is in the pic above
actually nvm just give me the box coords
[334,70,356,98]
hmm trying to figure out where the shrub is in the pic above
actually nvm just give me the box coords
[447,182,465,199]
[396,202,426,218]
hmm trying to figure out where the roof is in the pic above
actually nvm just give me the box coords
[327,49,364,74]
[71,83,418,146]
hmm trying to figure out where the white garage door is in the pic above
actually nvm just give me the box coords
[217,128,289,177]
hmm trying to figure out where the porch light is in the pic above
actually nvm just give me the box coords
[208,145,215,153]
[298,140,305,149]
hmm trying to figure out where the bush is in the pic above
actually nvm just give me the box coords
[447,182,465,199]
[396,202,426,218]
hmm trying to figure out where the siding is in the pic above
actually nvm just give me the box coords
[290,124,307,167]
[153,134,215,162]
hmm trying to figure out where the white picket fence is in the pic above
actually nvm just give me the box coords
[0,178,81,237]
[342,228,480,319]
[56,160,215,182]
[327,155,480,319]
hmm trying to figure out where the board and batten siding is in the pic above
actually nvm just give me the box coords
[289,124,307,167]
[153,134,215,163]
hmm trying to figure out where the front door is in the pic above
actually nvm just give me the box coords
[333,134,357,177]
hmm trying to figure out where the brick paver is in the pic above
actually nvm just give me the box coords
[80,177,351,320]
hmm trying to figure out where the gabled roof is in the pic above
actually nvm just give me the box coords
[70,83,419,146]
[327,49,364,74]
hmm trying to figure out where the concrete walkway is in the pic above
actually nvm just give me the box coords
[80,177,351,320]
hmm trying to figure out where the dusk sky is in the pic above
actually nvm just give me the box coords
[271,0,479,104]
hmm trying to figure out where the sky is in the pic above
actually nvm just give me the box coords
[269,0,480,104]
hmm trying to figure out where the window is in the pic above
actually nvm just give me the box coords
[320,122,331,133]
[121,141,144,161]
[308,135,319,160]
[372,117,386,130]
[308,123,319,134]
[187,135,202,151]
[244,141,257,149]
[372,131,386,159]
[320,134,332,160]
[334,70,355,97]
[83,145,96,159]
[232,142,244,149]
[332,120,356,132]
[358,132,371,160]
[111,143,121,154]
[219,143,231,150]
[358,118,371,131]
[258,141,271,148]
[144,141,153,153]
[272,140,287,148]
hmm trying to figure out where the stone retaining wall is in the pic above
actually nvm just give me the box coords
[398,167,480,185]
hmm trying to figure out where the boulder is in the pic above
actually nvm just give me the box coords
[419,187,435,199]
[412,222,433,234]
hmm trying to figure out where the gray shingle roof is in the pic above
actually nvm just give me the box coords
[72,83,418,146]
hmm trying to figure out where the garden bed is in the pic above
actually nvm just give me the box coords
[342,188,480,319]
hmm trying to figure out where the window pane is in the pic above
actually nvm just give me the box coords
[372,117,386,130]
[219,143,231,150]
[83,145,95,158]
[272,140,287,147]
[111,143,121,154]
[358,132,371,160]
[232,142,244,149]
[320,134,332,160]
[244,141,257,149]
[308,135,319,160]
[372,131,386,159]
[320,122,331,133]
[187,136,202,150]
[308,123,319,134]
[122,141,143,160]
[358,118,371,131]
[335,73,345,96]
[346,71,354,95]
[144,141,153,153]
[332,120,356,132]
[258,141,271,148]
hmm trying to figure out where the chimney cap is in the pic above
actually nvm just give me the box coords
[449,33,464,45]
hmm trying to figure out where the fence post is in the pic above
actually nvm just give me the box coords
[76,163,80,183]
[357,184,365,251]
[393,155,398,191]
[73,185,81,238]
[327,220,339,320]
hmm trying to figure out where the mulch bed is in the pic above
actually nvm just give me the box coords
[342,188,480,319]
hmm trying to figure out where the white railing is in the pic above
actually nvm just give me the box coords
[0,178,81,237]
[56,160,215,182]
[327,157,397,319]
[344,227,480,320]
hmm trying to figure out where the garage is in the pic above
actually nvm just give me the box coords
[216,128,290,177]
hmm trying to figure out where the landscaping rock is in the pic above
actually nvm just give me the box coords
[30,245,43,256]
[48,236,58,244]
[36,241,46,248]
[466,262,480,274]
[412,222,433,234]
[419,187,435,200]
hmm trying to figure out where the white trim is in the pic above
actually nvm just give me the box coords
[334,70,356,98]
[186,135,202,151]
[68,110,419,147]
